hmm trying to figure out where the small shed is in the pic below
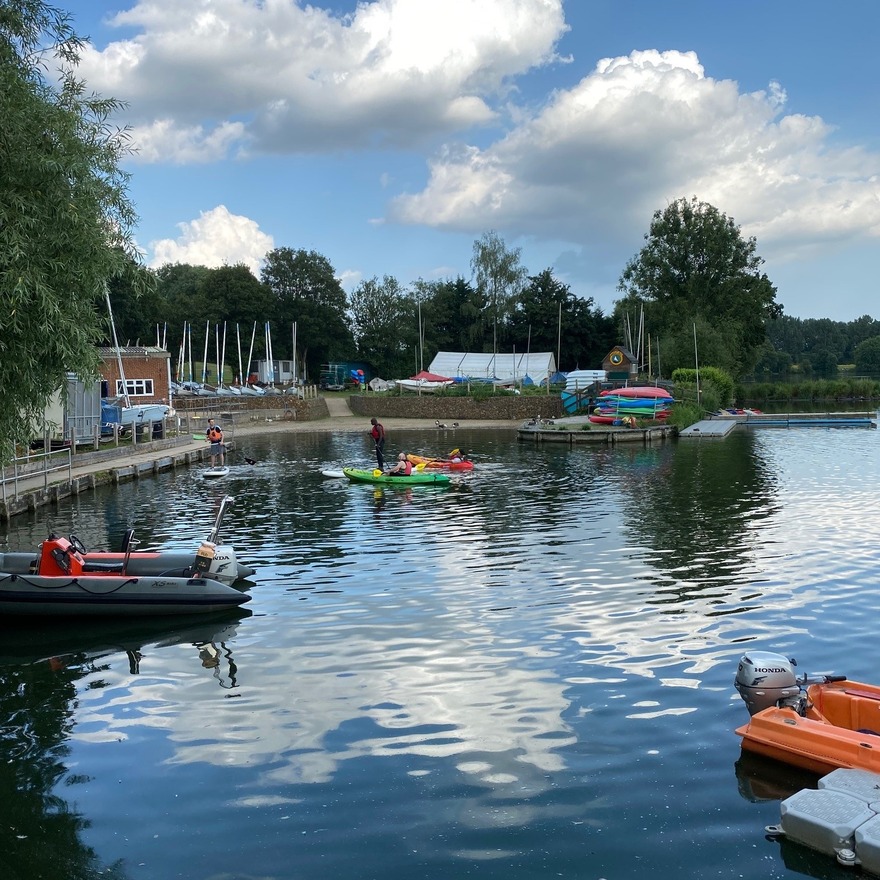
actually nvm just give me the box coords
[602,346,638,382]
[36,373,102,445]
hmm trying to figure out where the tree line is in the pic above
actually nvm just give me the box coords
[755,314,880,376]
[109,234,619,385]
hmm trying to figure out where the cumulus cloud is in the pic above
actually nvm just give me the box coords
[79,0,567,161]
[148,206,274,273]
[78,3,880,316]
[389,49,880,263]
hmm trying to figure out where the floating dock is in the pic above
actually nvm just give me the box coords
[678,420,738,438]
[767,767,880,875]
[518,416,672,445]
[679,411,877,438]
[719,411,876,429]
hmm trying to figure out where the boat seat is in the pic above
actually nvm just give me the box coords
[816,688,880,732]
[81,561,126,574]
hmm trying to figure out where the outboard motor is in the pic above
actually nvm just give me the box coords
[735,652,801,716]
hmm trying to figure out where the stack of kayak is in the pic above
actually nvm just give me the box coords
[589,386,674,425]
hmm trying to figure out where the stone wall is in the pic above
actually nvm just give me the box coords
[176,391,563,422]
[347,393,563,421]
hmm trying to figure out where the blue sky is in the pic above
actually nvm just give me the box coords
[71,0,880,321]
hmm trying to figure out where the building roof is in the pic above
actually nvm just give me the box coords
[98,346,170,359]
[428,351,556,382]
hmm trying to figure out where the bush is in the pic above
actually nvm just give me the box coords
[666,402,703,429]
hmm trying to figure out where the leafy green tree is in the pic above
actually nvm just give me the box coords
[766,315,807,363]
[751,339,793,375]
[616,197,781,377]
[261,247,353,381]
[412,276,485,362]
[195,265,274,382]
[470,231,528,356]
[854,336,880,374]
[1,1,145,451]
[508,268,616,371]
[847,316,880,360]
[151,263,211,344]
[349,276,417,378]
[107,264,166,348]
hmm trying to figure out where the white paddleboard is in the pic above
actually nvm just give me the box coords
[321,469,345,479]
[203,466,230,479]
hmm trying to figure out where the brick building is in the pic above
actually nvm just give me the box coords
[98,346,172,405]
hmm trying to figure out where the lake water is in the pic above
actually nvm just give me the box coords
[1,423,879,880]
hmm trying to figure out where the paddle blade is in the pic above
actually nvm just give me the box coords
[415,462,426,470]
[373,469,383,477]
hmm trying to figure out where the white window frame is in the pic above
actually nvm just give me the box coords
[115,378,155,397]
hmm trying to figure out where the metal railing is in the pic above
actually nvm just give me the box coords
[0,447,73,502]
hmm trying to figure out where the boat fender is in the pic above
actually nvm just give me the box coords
[194,541,216,574]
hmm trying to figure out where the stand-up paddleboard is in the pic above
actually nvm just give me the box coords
[203,466,230,479]
[321,469,345,479]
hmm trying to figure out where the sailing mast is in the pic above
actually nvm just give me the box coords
[246,321,257,386]
[201,321,210,385]
[215,323,221,389]
[236,324,243,386]
[105,286,131,408]
[265,321,275,387]
[292,321,298,384]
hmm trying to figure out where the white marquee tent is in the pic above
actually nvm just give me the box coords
[428,351,556,385]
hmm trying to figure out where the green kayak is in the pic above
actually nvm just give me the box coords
[343,467,451,486]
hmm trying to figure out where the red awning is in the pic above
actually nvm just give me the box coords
[408,370,453,382]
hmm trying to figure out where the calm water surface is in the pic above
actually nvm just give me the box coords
[2,424,879,880]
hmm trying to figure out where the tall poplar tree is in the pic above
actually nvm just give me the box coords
[470,231,528,358]
[1,1,145,452]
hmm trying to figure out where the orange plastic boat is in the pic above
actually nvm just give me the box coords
[407,454,474,471]
[735,651,880,775]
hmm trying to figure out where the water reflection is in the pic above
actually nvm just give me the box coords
[0,613,246,880]
[0,426,877,879]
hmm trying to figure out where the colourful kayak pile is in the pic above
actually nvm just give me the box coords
[589,386,674,425]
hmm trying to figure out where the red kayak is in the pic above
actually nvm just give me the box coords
[601,386,671,399]
[407,454,474,471]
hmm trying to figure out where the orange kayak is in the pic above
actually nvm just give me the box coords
[407,454,474,471]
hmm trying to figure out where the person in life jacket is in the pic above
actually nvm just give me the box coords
[369,417,386,470]
[206,418,225,467]
[386,452,413,477]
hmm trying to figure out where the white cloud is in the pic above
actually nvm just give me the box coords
[337,268,362,290]
[79,0,567,161]
[149,206,274,273]
[389,49,880,264]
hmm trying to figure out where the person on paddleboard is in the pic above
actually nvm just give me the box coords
[206,418,225,468]
[369,417,386,470]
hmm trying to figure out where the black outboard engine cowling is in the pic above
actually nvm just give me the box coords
[735,652,800,715]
